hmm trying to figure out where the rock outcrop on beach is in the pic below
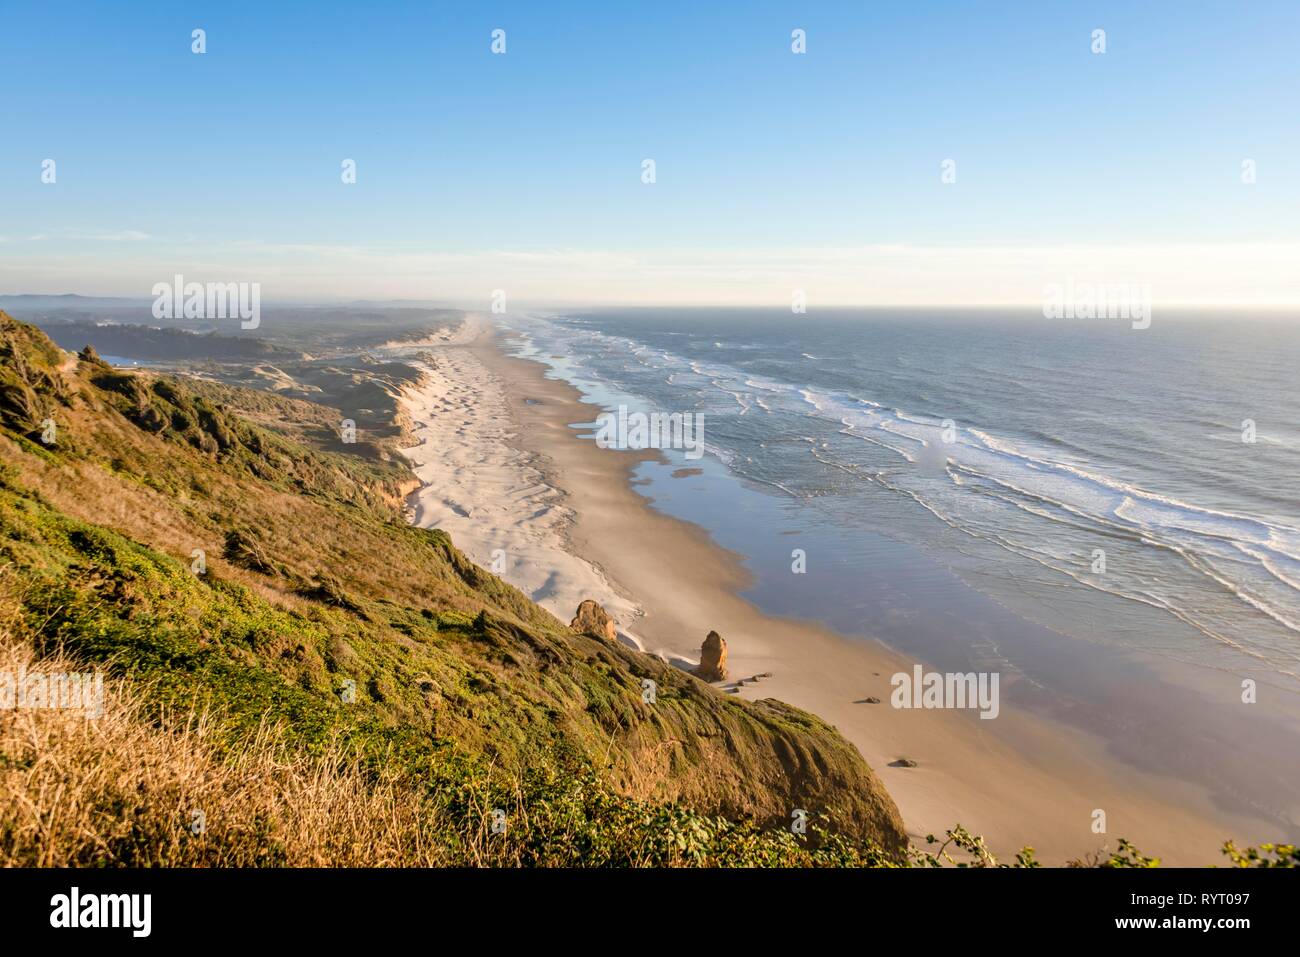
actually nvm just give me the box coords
[694,630,728,682]
[570,599,617,642]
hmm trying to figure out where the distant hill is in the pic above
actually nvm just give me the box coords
[35,319,302,362]
[2,295,464,354]
[0,293,150,310]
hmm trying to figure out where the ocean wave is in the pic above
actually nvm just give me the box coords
[503,313,1300,652]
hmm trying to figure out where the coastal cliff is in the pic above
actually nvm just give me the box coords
[0,312,906,865]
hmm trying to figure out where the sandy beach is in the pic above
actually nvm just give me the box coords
[395,315,1278,865]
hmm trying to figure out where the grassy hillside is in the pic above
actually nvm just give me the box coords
[0,312,909,866]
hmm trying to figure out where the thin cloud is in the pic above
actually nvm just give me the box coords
[24,229,151,243]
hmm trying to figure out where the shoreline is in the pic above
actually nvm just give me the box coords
[396,315,1275,865]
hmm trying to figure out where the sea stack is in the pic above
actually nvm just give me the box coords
[570,599,617,642]
[694,630,728,682]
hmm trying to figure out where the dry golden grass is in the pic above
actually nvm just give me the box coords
[0,611,453,867]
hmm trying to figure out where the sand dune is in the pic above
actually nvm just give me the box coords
[396,325,644,646]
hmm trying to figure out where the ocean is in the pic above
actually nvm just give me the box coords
[503,308,1300,829]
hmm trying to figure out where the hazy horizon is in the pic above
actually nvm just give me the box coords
[5,291,1300,316]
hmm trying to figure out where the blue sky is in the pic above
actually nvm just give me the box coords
[2,1,1298,305]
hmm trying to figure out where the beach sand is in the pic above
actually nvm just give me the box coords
[396,315,1276,865]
